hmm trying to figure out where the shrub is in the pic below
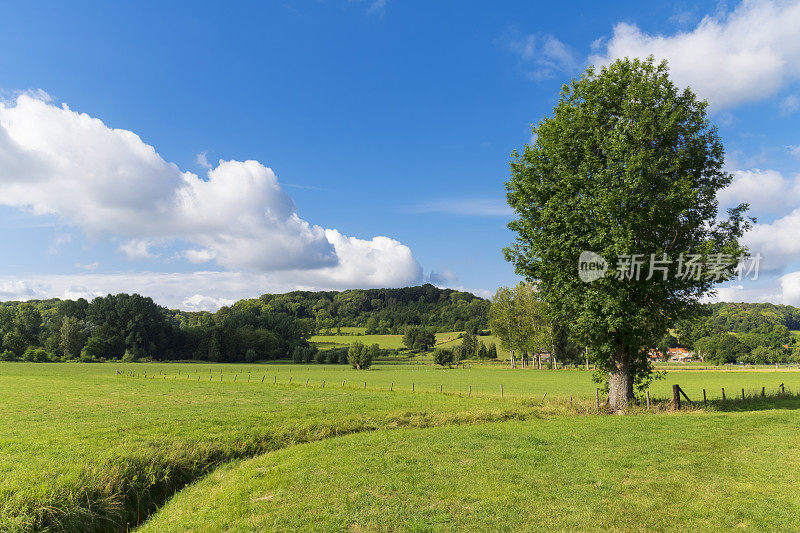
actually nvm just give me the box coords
[433,348,454,367]
[245,348,258,363]
[347,341,374,370]
[23,347,50,362]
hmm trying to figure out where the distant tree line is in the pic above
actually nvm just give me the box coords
[0,294,314,362]
[671,303,800,364]
[258,284,489,334]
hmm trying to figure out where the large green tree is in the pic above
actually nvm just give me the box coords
[504,58,749,410]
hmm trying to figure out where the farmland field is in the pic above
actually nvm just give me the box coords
[309,331,464,351]
[2,362,799,532]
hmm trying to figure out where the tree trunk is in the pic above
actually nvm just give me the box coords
[608,342,631,411]
[510,350,515,369]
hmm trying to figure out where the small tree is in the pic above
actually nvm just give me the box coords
[461,332,478,359]
[348,341,374,370]
[433,348,454,367]
[403,326,435,352]
[477,342,488,359]
[488,343,498,359]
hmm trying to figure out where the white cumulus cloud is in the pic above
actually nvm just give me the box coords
[0,93,423,289]
[717,168,800,213]
[590,0,800,109]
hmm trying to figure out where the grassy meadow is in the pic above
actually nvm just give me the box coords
[2,361,799,531]
[142,409,800,532]
[309,331,465,351]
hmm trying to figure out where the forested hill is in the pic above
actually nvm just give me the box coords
[672,302,800,363]
[255,284,490,334]
[0,285,488,363]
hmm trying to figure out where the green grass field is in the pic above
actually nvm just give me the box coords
[2,362,799,531]
[309,331,464,351]
[142,410,800,532]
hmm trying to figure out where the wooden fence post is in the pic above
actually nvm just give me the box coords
[703,389,707,406]
[742,388,745,401]
[289,377,292,385]
[721,387,726,400]
[390,382,393,392]
[761,386,765,398]
[412,383,414,393]
[468,385,471,397]
[595,388,600,411]
[500,384,503,398]
[673,384,681,410]
[645,390,650,410]
[780,383,785,396]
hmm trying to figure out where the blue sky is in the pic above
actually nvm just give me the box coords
[1,0,800,310]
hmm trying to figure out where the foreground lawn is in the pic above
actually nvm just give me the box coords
[2,362,798,531]
[0,363,545,531]
[142,408,800,532]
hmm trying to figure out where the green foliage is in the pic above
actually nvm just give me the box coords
[487,343,498,359]
[477,342,488,360]
[489,283,552,365]
[433,348,454,367]
[347,341,374,369]
[402,325,436,352]
[461,332,478,359]
[22,347,50,362]
[257,284,489,334]
[504,57,749,408]
[0,293,315,363]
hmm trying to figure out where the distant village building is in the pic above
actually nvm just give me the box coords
[648,347,698,363]
[667,347,696,363]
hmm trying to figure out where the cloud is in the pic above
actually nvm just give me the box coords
[717,168,800,213]
[743,209,800,270]
[789,145,800,158]
[590,0,800,109]
[118,238,159,260]
[427,268,458,285]
[707,271,800,307]
[412,198,513,217]
[75,262,100,271]
[0,93,422,287]
[349,0,386,16]
[780,94,800,114]
[509,33,578,80]
[194,151,211,169]
[48,233,72,255]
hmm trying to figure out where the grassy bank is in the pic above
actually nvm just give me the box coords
[0,363,547,531]
[141,408,800,531]
[2,362,799,531]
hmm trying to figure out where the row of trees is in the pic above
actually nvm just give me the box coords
[489,283,585,369]
[0,294,314,363]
